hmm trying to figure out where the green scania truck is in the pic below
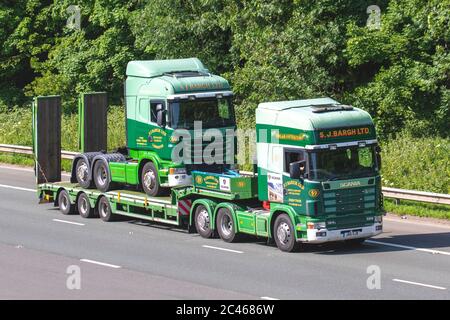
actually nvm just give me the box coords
[36,58,384,252]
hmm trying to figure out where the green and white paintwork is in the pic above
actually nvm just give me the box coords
[110,58,234,187]
[253,98,383,242]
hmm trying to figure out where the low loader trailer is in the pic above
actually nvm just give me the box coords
[34,59,384,252]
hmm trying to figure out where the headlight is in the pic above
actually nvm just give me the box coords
[307,222,326,230]
[169,168,186,175]
[374,215,383,223]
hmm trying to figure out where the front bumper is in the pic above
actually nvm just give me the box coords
[299,223,383,243]
[167,174,192,187]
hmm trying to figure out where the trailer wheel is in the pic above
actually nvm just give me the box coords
[194,205,213,238]
[58,190,75,215]
[217,208,240,243]
[93,160,113,192]
[75,158,92,188]
[77,192,96,218]
[273,214,299,252]
[141,162,164,196]
[97,197,115,222]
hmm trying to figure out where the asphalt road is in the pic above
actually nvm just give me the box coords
[0,164,449,300]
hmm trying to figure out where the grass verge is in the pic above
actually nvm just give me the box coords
[384,198,450,220]
[0,153,73,172]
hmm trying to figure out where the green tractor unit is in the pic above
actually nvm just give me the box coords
[35,59,384,252]
[71,58,236,196]
[253,98,383,250]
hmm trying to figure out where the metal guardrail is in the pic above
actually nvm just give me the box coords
[0,144,77,160]
[1,144,449,205]
[382,187,450,205]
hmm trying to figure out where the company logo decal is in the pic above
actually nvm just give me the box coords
[308,189,320,198]
[204,176,219,188]
[149,128,167,149]
[319,127,370,139]
[274,132,307,142]
[340,181,361,188]
[195,175,203,184]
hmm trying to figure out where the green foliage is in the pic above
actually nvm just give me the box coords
[0,0,449,195]
[226,0,372,128]
[0,106,125,151]
[26,1,142,112]
[381,132,450,194]
[345,0,450,139]
[1,0,448,136]
[0,107,33,146]
[131,0,232,75]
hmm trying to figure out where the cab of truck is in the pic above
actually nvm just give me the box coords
[124,58,236,196]
[256,98,383,244]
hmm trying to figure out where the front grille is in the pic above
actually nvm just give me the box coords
[327,214,369,230]
[323,187,376,215]
[181,140,235,164]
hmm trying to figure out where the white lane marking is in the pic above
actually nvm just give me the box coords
[0,184,35,192]
[261,296,280,300]
[392,279,446,290]
[0,165,71,177]
[366,240,450,256]
[80,259,121,269]
[384,216,450,230]
[202,245,243,254]
[52,219,85,226]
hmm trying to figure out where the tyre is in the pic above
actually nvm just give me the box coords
[58,189,75,215]
[216,208,240,243]
[97,196,115,222]
[194,205,214,238]
[93,160,113,192]
[77,192,96,218]
[75,158,93,188]
[273,214,299,252]
[141,162,164,196]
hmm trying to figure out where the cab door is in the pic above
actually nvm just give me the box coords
[147,99,171,159]
[282,148,307,214]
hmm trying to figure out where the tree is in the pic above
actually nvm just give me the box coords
[345,0,449,138]
[27,0,142,112]
[0,0,59,110]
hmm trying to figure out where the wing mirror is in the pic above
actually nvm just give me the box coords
[375,145,382,171]
[156,103,166,127]
[289,160,306,179]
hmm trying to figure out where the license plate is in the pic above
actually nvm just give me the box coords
[341,229,362,238]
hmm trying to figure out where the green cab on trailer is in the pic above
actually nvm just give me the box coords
[71,58,236,197]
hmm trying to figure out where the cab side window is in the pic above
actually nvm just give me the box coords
[284,149,306,173]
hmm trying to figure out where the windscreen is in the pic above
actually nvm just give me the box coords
[169,97,235,129]
[309,146,378,181]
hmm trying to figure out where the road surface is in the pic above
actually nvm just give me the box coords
[0,164,449,299]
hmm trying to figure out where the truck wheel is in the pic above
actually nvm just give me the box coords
[273,214,299,252]
[97,197,115,222]
[77,192,96,218]
[58,189,75,215]
[217,208,239,243]
[141,162,164,196]
[93,160,113,192]
[194,205,213,238]
[75,158,92,188]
